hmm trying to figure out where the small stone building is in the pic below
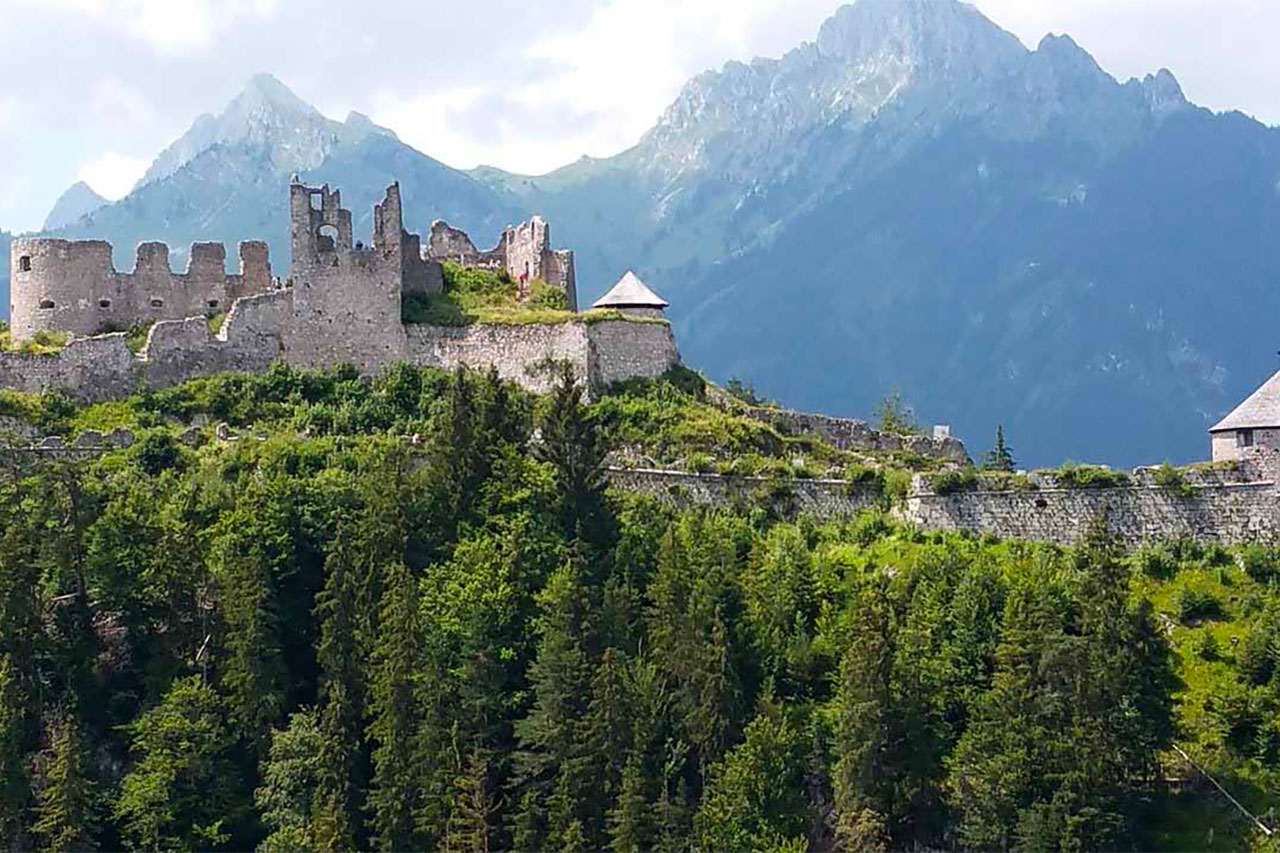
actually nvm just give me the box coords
[1210,368,1280,461]
[592,271,669,319]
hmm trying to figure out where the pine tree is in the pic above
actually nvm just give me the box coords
[213,507,286,755]
[983,425,1016,472]
[607,749,650,853]
[312,530,367,852]
[368,559,422,850]
[535,361,611,548]
[0,654,29,846]
[512,561,595,849]
[114,677,242,851]
[33,714,99,852]
[443,752,500,853]
[832,581,896,847]
[256,709,323,853]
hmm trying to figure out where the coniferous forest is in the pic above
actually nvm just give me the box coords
[0,364,1278,851]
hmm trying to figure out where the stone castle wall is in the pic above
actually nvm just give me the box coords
[904,464,1280,546]
[9,238,273,342]
[404,317,678,396]
[606,467,884,516]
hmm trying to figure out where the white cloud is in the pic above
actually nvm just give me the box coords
[78,152,151,200]
[13,0,279,55]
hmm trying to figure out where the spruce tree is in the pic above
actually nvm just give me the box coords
[983,425,1016,472]
[443,752,500,853]
[33,714,99,852]
[512,561,594,849]
[256,709,323,853]
[368,560,422,850]
[312,530,367,852]
[535,361,611,548]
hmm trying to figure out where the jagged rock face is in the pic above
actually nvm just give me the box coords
[135,73,392,191]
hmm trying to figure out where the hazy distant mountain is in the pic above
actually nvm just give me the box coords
[43,182,108,231]
[15,1,1280,466]
[46,73,520,275]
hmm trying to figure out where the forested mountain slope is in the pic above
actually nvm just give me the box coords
[0,364,1274,850]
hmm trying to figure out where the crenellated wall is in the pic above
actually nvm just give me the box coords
[9,238,273,342]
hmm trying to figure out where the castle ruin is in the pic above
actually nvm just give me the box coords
[2,179,675,400]
[427,217,576,308]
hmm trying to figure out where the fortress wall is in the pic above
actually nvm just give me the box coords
[0,335,139,401]
[606,467,884,517]
[406,322,591,394]
[587,319,679,389]
[904,466,1280,546]
[9,238,274,343]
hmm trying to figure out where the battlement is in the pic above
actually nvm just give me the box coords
[426,214,577,309]
[9,236,274,342]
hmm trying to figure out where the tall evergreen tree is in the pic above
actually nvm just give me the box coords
[983,425,1016,472]
[512,561,595,850]
[114,676,242,850]
[312,530,368,852]
[368,559,423,850]
[33,713,100,852]
[256,709,323,853]
[535,362,612,549]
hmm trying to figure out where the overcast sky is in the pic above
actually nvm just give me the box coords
[1,0,1277,232]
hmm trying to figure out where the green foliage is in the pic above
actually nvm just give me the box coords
[876,391,917,435]
[114,676,242,850]
[33,715,100,852]
[1241,544,1280,584]
[694,702,810,850]
[1052,462,1131,489]
[0,327,69,354]
[1176,584,1224,624]
[931,468,979,495]
[724,377,773,407]
[1155,463,1196,497]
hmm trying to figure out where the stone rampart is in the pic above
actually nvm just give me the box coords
[905,464,1280,546]
[605,467,884,516]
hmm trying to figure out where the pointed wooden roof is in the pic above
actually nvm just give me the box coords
[1211,367,1280,432]
[592,271,669,310]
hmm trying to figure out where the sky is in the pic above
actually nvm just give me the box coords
[1,0,1277,233]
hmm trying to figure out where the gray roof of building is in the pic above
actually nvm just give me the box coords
[1211,367,1280,432]
[592,271,669,309]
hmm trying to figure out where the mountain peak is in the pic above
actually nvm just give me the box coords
[43,181,108,231]
[134,73,336,192]
[235,72,321,119]
[815,0,1025,72]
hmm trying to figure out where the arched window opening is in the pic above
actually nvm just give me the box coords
[150,298,164,309]
[19,256,32,272]
[316,224,340,252]
[98,299,111,309]
[207,299,220,309]
[38,299,55,310]
[310,191,323,212]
